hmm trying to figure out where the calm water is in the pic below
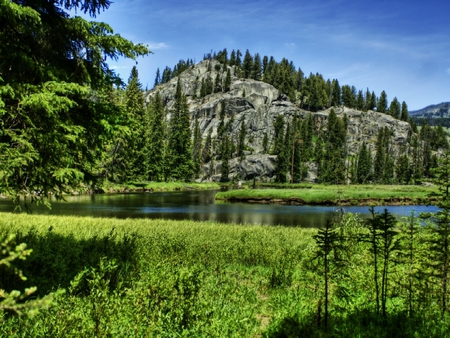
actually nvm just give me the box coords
[0,190,439,227]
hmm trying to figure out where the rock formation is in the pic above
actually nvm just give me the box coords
[145,60,413,182]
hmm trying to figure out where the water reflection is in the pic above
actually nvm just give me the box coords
[0,190,439,228]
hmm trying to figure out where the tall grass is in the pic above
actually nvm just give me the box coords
[216,185,437,204]
[1,212,450,337]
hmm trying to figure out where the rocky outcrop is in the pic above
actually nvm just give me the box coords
[145,60,413,182]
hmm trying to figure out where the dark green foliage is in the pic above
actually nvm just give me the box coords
[192,116,202,178]
[377,90,388,114]
[166,78,194,181]
[396,153,411,184]
[220,135,230,182]
[0,0,149,203]
[365,208,398,317]
[214,73,222,93]
[237,119,247,160]
[224,68,232,92]
[313,220,343,329]
[319,109,347,184]
[373,127,394,184]
[357,142,372,183]
[243,50,253,78]
[401,101,409,121]
[389,97,401,119]
[201,128,212,164]
[154,67,161,87]
[145,92,166,181]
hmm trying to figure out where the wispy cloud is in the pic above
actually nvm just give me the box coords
[285,43,296,48]
[447,68,450,75]
[147,42,169,50]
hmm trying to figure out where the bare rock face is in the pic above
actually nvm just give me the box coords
[145,60,413,182]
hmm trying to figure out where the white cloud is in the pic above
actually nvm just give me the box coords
[285,43,296,47]
[147,42,169,50]
[447,68,450,75]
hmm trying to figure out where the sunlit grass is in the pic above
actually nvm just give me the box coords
[216,184,438,204]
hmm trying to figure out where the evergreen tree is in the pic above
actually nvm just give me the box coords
[124,66,145,181]
[389,97,401,119]
[330,79,341,107]
[272,115,285,156]
[320,109,347,184]
[401,101,409,121]
[357,142,372,183]
[243,49,253,78]
[357,90,365,111]
[201,128,213,164]
[154,68,161,87]
[252,53,262,80]
[224,68,232,92]
[220,135,230,182]
[167,78,194,181]
[237,119,247,160]
[205,74,213,95]
[0,0,149,202]
[192,116,202,178]
[200,78,206,98]
[396,153,411,184]
[145,92,166,182]
[377,90,388,114]
[214,73,222,93]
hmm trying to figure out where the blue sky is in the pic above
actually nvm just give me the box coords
[85,0,449,110]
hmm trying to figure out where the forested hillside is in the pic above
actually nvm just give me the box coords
[139,51,448,184]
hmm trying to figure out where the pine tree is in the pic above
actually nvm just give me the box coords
[0,0,149,202]
[154,68,161,88]
[192,116,202,178]
[401,101,409,121]
[243,49,253,78]
[220,135,230,182]
[214,73,222,93]
[122,66,145,181]
[377,90,388,114]
[389,97,401,119]
[357,142,372,183]
[145,92,166,182]
[252,53,262,80]
[167,78,194,181]
[201,128,213,164]
[224,68,232,92]
[237,119,247,160]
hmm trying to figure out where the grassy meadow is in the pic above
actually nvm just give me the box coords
[1,211,450,337]
[216,184,438,205]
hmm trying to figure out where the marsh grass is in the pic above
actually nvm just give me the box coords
[216,184,437,204]
[101,181,220,192]
[1,212,450,337]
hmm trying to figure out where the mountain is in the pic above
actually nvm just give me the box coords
[409,102,450,119]
[145,59,416,182]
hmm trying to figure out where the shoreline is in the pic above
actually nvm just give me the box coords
[215,185,439,206]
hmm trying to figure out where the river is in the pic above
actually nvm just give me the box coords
[0,190,439,227]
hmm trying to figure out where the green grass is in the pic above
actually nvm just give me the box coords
[1,212,450,337]
[101,180,220,192]
[216,184,438,205]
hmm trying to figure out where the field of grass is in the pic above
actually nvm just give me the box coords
[216,184,438,205]
[1,212,450,337]
[101,180,220,193]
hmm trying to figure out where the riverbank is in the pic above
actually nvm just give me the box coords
[215,184,439,205]
[1,213,449,337]
[96,181,221,193]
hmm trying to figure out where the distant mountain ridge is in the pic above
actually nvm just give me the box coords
[410,102,450,118]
